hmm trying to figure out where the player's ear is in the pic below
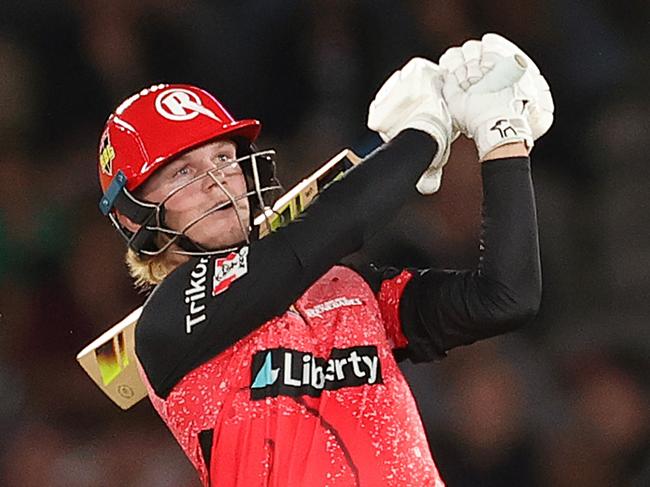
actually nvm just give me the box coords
[115,211,141,233]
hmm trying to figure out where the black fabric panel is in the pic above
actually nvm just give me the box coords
[397,157,541,361]
[198,429,214,482]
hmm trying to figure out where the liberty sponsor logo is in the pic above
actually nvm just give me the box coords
[184,257,209,333]
[304,297,363,318]
[250,346,382,400]
[155,88,223,122]
[212,246,249,296]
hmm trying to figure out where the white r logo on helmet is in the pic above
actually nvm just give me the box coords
[155,88,222,122]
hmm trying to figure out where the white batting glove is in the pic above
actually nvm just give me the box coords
[440,40,533,160]
[368,57,454,194]
[480,33,554,141]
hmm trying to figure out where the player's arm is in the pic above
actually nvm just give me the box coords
[396,149,541,360]
[375,35,551,360]
[136,59,454,397]
[347,144,539,361]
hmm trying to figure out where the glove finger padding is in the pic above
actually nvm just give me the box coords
[528,87,554,139]
[440,33,554,159]
[368,58,447,141]
[367,57,454,194]
[527,74,554,139]
[442,56,533,160]
[439,47,466,76]
[482,33,541,75]
[416,164,443,195]
[480,33,554,140]
[368,69,426,141]
[460,40,484,87]
[469,54,527,94]
[440,47,469,89]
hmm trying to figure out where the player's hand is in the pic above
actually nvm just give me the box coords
[439,40,532,161]
[479,33,554,141]
[439,34,554,160]
[368,57,454,194]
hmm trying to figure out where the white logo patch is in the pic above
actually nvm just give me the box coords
[305,297,363,318]
[155,88,222,122]
[185,257,209,334]
[213,246,249,296]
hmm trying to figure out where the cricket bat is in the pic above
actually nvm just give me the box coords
[77,148,362,409]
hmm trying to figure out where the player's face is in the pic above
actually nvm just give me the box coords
[139,140,250,249]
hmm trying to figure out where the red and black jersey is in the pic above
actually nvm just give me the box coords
[140,266,445,485]
[136,130,541,486]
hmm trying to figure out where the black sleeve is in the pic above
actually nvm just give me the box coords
[398,157,542,361]
[345,157,541,362]
[136,129,437,397]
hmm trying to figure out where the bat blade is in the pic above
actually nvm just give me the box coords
[77,148,362,409]
[76,308,144,410]
[254,148,362,237]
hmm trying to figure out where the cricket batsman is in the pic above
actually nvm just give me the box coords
[96,34,553,486]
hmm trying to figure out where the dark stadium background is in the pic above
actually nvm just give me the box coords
[0,1,648,485]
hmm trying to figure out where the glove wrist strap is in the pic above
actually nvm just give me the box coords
[474,115,533,160]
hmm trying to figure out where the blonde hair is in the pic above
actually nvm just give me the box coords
[125,249,176,289]
[124,234,190,289]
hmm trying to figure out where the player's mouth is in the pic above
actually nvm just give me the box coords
[214,200,233,212]
[209,199,247,216]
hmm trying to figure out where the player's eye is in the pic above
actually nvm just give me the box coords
[214,153,234,164]
[172,165,191,178]
[214,153,241,174]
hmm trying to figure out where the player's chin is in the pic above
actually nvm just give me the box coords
[188,213,250,250]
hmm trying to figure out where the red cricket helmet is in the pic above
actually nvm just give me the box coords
[97,84,280,257]
[98,84,261,194]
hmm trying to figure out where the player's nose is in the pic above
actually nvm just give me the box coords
[202,163,228,193]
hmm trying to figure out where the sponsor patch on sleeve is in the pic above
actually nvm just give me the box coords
[212,246,249,296]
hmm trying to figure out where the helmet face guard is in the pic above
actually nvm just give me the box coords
[97,84,282,256]
[100,148,282,256]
